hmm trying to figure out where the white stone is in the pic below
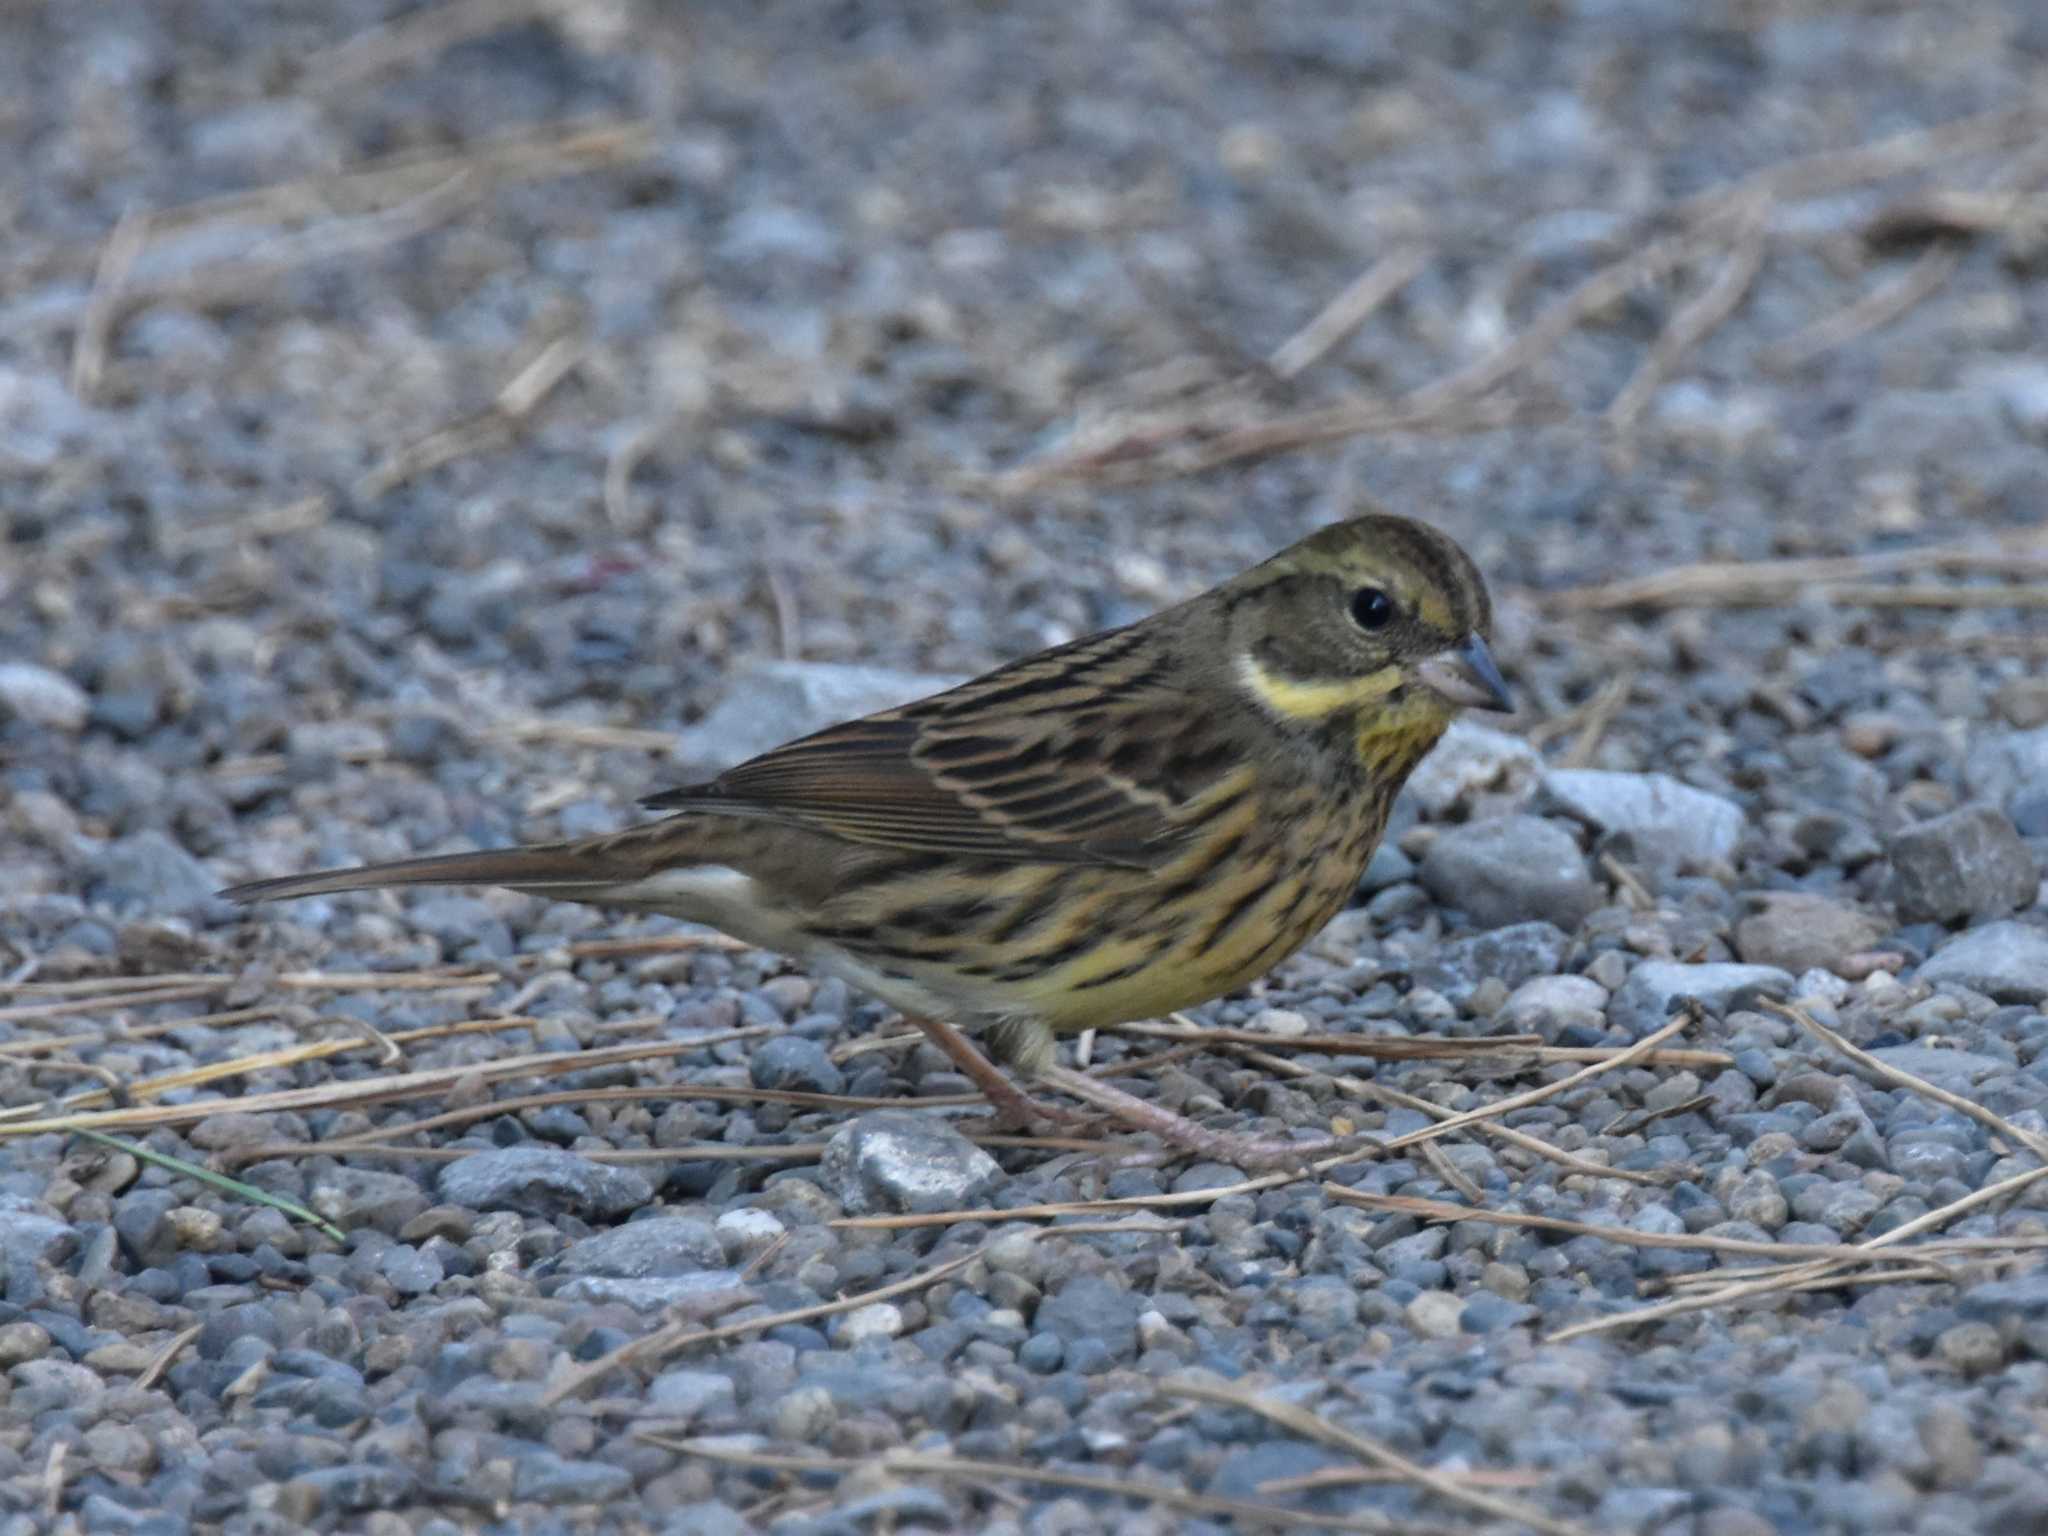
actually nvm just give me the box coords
[0,662,89,731]
[834,1302,904,1347]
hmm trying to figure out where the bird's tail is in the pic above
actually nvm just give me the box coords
[220,840,651,905]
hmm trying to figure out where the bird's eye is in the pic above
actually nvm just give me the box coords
[1348,587,1395,630]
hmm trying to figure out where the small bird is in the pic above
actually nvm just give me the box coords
[224,513,1510,1167]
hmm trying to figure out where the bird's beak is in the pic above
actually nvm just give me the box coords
[1413,633,1514,713]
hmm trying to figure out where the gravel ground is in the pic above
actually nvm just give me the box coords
[4,4,2048,1534]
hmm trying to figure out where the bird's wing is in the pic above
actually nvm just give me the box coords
[643,627,1227,869]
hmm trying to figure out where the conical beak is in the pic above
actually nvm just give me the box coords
[1413,633,1514,713]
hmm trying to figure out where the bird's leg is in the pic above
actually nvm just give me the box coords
[1035,1064,1372,1172]
[906,1016,1365,1168]
[904,1014,1100,1131]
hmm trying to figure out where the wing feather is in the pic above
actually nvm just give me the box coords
[643,627,1219,869]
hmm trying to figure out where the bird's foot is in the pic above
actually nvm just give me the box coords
[1036,1064,1375,1172]
[905,1013,1103,1133]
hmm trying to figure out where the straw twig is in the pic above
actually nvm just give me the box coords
[1163,1377,1594,1536]
[1604,198,1769,438]
[648,1440,1412,1534]
[1267,246,1431,381]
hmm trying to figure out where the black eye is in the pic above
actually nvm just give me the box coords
[1348,587,1395,630]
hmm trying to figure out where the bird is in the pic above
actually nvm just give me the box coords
[222,512,1511,1168]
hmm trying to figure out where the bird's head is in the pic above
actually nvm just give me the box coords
[1221,512,1512,759]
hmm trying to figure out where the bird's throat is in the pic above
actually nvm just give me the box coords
[1354,711,1448,784]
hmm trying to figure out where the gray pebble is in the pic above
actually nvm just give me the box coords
[648,1368,738,1422]
[821,1113,1000,1215]
[512,1452,633,1504]
[307,1168,430,1233]
[748,1036,847,1095]
[555,1215,726,1276]
[0,1201,77,1268]
[437,1148,654,1220]
[112,1190,183,1269]
[94,830,218,910]
[1724,1171,1789,1230]
[1413,920,1571,1007]
[1734,893,1888,974]
[1034,1274,1140,1360]
[1420,816,1599,930]
[378,1244,444,1296]
[1499,973,1609,1031]
[553,1272,753,1313]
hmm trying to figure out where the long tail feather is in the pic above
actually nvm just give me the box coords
[220,843,623,904]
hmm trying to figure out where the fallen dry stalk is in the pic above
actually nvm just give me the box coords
[647,1438,1410,1533]
[1163,1377,1595,1536]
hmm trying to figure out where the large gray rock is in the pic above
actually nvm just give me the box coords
[1888,806,2038,924]
[675,661,963,772]
[1611,961,1795,1035]
[1419,816,1599,931]
[821,1113,1000,1216]
[1916,922,2048,1003]
[1539,769,1746,871]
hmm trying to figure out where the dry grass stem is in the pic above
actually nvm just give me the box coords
[304,0,554,91]
[1324,1189,2012,1271]
[0,973,220,999]
[355,332,586,502]
[1114,1017,1729,1070]
[70,206,149,402]
[1560,670,1637,767]
[1760,243,1964,370]
[1267,246,1431,380]
[647,1440,1410,1533]
[1768,1001,2048,1162]
[0,982,230,1026]
[1547,1004,2048,1341]
[1225,1044,1664,1186]
[134,1324,203,1392]
[1163,1377,1594,1536]
[1550,530,2048,613]
[987,103,2048,486]
[233,1140,832,1166]
[486,719,683,751]
[1605,199,1769,438]
[0,1033,762,1138]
